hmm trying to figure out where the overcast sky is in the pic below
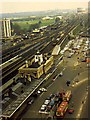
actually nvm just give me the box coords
[0,0,89,13]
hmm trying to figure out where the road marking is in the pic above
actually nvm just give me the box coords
[47,82,54,89]
[76,92,88,118]
[39,111,49,114]
[80,106,83,111]
[71,78,88,87]
[77,114,80,117]
[40,92,44,97]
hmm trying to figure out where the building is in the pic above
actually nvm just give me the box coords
[0,19,11,38]
[77,8,87,14]
[18,52,53,80]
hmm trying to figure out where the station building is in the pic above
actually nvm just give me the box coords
[18,52,53,81]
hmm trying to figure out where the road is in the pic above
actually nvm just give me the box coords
[21,37,88,119]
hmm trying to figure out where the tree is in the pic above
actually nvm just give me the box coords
[12,23,21,35]
[38,20,42,24]
[28,23,40,32]
[55,17,60,23]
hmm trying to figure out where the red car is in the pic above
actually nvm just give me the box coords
[68,108,74,114]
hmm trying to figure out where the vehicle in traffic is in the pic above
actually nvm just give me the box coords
[59,71,63,76]
[66,80,71,86]
[56,101,68,118]
[52,75,57,81]
[27,97,34,105]
[63,90,72,102]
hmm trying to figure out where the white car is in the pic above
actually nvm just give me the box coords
[60,50,65,55]
[41,105,47,111]
[39,88,47,92]
[44,100,50,105]
[59,71,63,76]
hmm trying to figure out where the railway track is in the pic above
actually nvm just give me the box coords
[1,20,79,85]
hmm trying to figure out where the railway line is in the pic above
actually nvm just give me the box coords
[2,23,68,63]
[1,19,79,87]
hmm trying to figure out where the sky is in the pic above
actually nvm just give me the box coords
[0,0,89,13]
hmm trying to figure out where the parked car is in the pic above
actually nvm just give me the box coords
[52,75,57,81]
[44,100,50,105]
[28,97,34,105]
[39,88,47,92]
[68,108,74,114]
[48,99,55,107]
[41,104,47,111]
[59,71,63,76]
[46,105,52,112]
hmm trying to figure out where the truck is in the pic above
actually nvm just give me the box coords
[56,101,68,118]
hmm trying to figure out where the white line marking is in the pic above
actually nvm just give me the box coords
[47,82,54,89]
[40,92,44,97]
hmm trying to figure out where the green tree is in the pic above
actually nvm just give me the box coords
[55,17,60,23]
[28,23,40,32]
[12,23,21,35]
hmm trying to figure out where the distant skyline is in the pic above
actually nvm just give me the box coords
[0,0,88,14]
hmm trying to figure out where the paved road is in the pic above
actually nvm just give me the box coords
[21,38,88,119]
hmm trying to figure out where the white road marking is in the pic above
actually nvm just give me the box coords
[71,78,88,87]
[40,92,44,97]
[76,92,88,118]
[77,114,80,117]
[47,82,54,89]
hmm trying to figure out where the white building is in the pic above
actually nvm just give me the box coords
[0,19,11,38]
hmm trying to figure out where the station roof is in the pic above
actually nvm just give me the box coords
[2,79,43,118]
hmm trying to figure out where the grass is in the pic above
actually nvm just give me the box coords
[12,19,55,30]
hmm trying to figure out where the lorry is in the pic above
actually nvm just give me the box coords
[56,101,68,118]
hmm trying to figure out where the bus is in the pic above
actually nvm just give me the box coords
[63,90,72,102]
[56,101,68,118]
